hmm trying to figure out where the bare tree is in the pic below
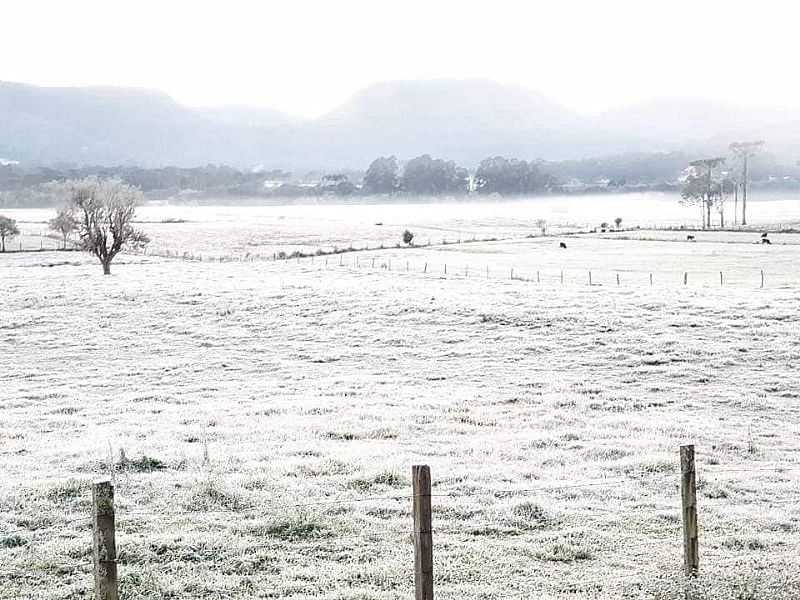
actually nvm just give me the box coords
[535,218,547,235]
[49,207,78,249]
[687,157,725,228]
[66,178,150,274]
[729,141,764,226]
[614,217,622,229]
[680,169,708,228]
[0,215,20,252]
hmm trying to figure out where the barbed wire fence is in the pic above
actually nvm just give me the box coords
[2,445,798,598]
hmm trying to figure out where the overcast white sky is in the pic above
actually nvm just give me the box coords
[2,0,797,118]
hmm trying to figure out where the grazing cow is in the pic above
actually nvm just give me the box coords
[762,238,772,245]
[686,235,695,241]
[761,232,769,238]
[559,242,567,249]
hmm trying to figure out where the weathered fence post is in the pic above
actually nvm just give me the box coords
[680,445,699,577]
[510,268,514,280]
[424,262,428,273]
[444,264,447,275]
[412,465,433,600]
[760,269,764,289]
[92,480,118,600]
[650,273,653,286]
[588,271,592,286]
[616,273,620,286]
[560,270,564,285]
[683,272,688,286]
[536,270,540,283]
[720,271,723,286]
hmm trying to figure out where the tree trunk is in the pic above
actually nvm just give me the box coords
[1,236,4,252]
[102,260,112,275]
[742,156,748,226]
[734,184,739,226]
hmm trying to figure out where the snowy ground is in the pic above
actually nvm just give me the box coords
[5,193,800,259]
[1,229,800,599]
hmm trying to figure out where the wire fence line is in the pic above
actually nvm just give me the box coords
[124,245,789,290]
[2,446,799,599]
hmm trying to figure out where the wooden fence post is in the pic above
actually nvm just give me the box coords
[684,272,688,286]
[560,270,564,285]
[680,445,699,577]
[720,271,723,286]
[92,480,118,600]
[412,465,433,600]
[616,273,620,286]
[588,271,592,286]
[536,271,540,284]
[760,269,764,289]
[424,262,427,273]
[510,268,514,280]
[650,273,653,286]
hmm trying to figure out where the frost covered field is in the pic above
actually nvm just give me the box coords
[2,215,800,599]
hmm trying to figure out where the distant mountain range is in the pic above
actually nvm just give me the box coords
[1,79,797,170]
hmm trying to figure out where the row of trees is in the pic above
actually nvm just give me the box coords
[680,141,764,228]
[360,155,553,195]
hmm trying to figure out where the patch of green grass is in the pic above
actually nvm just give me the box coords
[256,512,329,541]
[119,455,168,472]
[46,478,89,503]
[721,536,768,551]
[0,534,27,548]
[184,479,247,512]
[348,470,407,492]
[535,541,593,562]
[323,428,399,441]
[296,458,355,477]
[511,501,554,528]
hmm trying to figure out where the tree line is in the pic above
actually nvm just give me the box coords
[679,141,765,228]
[2,146,798,208]
[357,155,555,195]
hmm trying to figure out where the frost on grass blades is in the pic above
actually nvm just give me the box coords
[2,198,800,599]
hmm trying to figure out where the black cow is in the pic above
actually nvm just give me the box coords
[687,235,695,241]
[761,232,769,238]
[762,238,772,245]
[559,242,567,249]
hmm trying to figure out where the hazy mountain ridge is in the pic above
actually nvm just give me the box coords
[1,79,797,169]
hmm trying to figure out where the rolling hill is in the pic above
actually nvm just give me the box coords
[1,79,797,169]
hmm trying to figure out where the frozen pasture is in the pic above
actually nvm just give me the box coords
[1,232,800,599]
[5,192,800,259]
